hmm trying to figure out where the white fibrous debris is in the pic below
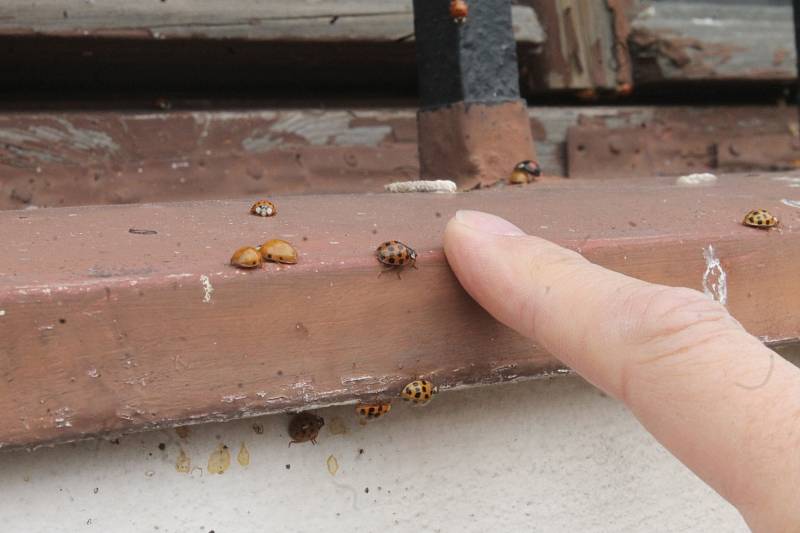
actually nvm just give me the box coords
[780,199,800,209]
[200,275,214,303]
[384,180,457,193]
[702,245,727,306]
[675,173,718,186]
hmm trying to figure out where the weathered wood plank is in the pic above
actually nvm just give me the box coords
[566,105,800,178]
[1,173,799,449]
[518,0,634,92]
[1,106,797,209]
[0,1,543,43]
[630,0,797,82]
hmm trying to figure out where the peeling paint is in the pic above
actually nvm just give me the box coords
[237,442,250,467]
[221,394,248,403]
[200,275,214,303]
[702,245,727,306]
[242,111,391,152]
[772,176,800,187]
[208,444,231,475]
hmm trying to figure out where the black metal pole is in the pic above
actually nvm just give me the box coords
[411,0,537,188]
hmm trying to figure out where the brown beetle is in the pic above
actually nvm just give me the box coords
[288,412,325,446]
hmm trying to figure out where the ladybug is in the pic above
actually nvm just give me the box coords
[259,239,298,264]
[250,199,277,217]
[401,379,437,406]
[450,0,468,23]
[356,402,392,422]
[288,412,325,446]
[743,209,778,229]
[509,160,542,184]
[376,240,417,278]
[230,246,263,268]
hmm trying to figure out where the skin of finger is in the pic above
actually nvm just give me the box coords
[444,217,800,529]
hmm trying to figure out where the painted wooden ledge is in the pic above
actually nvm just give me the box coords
[2,172,800,450]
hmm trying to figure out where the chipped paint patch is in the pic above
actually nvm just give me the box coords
[781,199,800,209]
[200,275,214,303]
[675,173,717,186]
[221,393,248,403]
[385,180,458,193]
[242,111,391,152]
[702,245,727,305]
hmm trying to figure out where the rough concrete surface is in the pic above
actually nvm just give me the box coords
[0,377,747,532]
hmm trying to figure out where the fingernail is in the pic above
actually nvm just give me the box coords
[454,210,526,236]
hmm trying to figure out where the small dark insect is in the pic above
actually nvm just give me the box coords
[509,160,541,184]
[129,228,158,235]
[742,208,778,229]
[288,412,325,446]
[376,240,417,279]
[450,0,468,23]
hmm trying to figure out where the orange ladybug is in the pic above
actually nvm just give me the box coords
[356,402,391,422]
[230,246,263,268]
[250,199,277,217]
[288,412,324,446]
[259,239,298,264]
[401,379,437,406]
[450,0,468,23]
[509,160,541,184]
[742,209,778,229]
[376,240,417,278]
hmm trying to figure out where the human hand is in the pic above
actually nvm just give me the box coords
[444,210,800,532]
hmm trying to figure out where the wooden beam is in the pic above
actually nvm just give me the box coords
[0,1,543,43]
[1,106,798,209]
[1,173,800,449]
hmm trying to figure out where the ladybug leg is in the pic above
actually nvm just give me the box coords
[288,440,294,448]
[378,266,394,278]
[311,437,318,445]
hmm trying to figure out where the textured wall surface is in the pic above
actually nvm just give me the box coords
[0,377,746,532]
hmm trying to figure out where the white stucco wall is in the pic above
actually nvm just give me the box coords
[0,376,746,532]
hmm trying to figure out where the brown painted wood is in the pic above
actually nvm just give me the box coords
[2,106,799,210]
[1,173,800,449]
[0,1,543,43]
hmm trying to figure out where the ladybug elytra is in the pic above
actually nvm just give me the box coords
[376,240,417,278]
[401,379,437,406]
[742,209,778,229]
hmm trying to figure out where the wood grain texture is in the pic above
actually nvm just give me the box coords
[0,1,543,43]
[1,173,800,449]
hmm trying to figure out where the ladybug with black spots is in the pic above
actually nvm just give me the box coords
[376,240,417,278]
[356,402,391,422]
[401,379,437,406]
[742,209,778,229]
[509,160,541,184]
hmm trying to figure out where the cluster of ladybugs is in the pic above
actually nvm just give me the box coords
[230,200,299,268]
[288,379,437,445]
